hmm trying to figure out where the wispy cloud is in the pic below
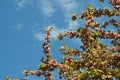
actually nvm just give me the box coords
[33,32,45,42]
[33,0,80,42]
[32,26,45,42]
[33,25,66,42]
[14,23,24,30]
[57,0,79,29]
[58,0,78,20]
[37,0,56,18]
[15,0,33,11]
[51,26,67,39]
[68,20,80,30]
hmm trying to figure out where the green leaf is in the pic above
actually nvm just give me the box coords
[96,69,103,73]
[116,73,120,78]
[14,78,20,80]
[79,72,88,80]
[5,76,11,80]
[86,5,94,11]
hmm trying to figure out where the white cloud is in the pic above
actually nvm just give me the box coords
[57,0,78,20]
[32,26,45,42]
[51,26,66,39]
[14,23,24,30]
[33,0,80,42]
[33,32,45,42]
[33,25,67,42]
[57,0,79,29]
[32,0,79,40]
[68,20,79,30]
[15,0,33,11]
[37,0,56,18]
[33,24,80,42]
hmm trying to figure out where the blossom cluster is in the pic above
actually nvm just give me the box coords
[5,0,120,80]
[21,0,120,80]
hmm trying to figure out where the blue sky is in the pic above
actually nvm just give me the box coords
[0,0,116,80]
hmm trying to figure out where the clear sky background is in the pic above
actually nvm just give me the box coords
[0,0,115,80]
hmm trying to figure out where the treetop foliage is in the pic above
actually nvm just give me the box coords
[6,0,120,80]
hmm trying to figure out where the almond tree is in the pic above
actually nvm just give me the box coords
[6,0,120,80]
